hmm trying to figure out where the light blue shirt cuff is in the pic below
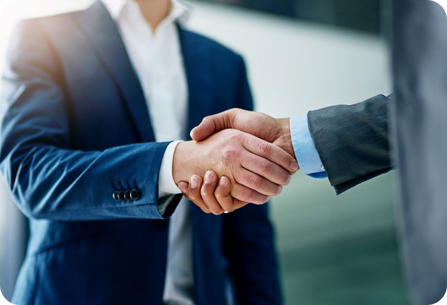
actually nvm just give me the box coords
[290,113,328,179]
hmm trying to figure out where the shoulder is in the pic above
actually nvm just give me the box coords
[14,8,77,31]
[12,1,99,40]
[7,9,84,75]
[10,10,82,54]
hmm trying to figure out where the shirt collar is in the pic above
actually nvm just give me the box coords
[101,0,191,25]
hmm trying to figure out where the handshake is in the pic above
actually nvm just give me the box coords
[172,108,299,215]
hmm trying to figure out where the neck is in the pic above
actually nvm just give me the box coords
[134,0,171,32]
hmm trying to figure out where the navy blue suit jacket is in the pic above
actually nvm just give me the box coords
[0,2,282,304]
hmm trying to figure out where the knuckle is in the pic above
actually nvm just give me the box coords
[229,108,238,116]
[216,183,231,198]
[220,202,230,210]
[258,160,272,175]
[248,175,263,190]
[200,188,207,196]
[258,141,270,155]
[229,132,244,143]
[222,147,239,160]
[210,208,222,215]
[202,116,212,124]
[238,188,255,203]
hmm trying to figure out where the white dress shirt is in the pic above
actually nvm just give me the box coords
[101,0,194,304]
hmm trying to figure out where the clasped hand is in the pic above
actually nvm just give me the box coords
[172,109,299,215]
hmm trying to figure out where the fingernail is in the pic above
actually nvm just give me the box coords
[205,171,213,184]
[178,184,187,192]
[287,175,292,185]
[277,186,283,195]
[290,161,299,171]
[219,177,227,186]
[191,176,199,189]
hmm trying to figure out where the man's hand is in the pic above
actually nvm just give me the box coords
[178,172,249,214]
[190,109,297,160]
[173,129,296,211]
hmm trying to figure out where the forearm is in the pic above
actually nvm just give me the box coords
[1,19,182,221]
[3,142,171,220]
[308,94,391,193]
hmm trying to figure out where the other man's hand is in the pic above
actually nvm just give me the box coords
[173,129,295,210]
[190,108,298,162]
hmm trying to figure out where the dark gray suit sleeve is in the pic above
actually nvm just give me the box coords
[307,94,392,194]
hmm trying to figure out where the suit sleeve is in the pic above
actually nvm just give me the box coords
[0,19,181,221]
[307,94,392,194]
[223,56,282,305]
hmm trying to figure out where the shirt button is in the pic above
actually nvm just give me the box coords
[321,165,325,171]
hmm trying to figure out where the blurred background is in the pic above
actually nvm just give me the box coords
[0,0,412,304]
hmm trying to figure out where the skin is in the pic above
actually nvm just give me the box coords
[191,108,296,159]
[178,173,237,214]
[172,129,297,209]
[133,2,298,213]
[180,109,298,214]
[135,0,171,32]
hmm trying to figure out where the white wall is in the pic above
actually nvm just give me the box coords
[186,1,391,117]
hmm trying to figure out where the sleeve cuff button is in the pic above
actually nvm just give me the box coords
[130,189,141,201]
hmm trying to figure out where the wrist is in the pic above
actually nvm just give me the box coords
[172,141,204,185]
[275,118,296,159]
[172,141,191,185]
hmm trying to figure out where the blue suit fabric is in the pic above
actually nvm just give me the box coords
[0,2,282,304]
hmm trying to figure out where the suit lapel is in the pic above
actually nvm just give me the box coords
[178,27,214,135]
[178,25,214,228]
[179,28,226,304]
[71,1,155,143]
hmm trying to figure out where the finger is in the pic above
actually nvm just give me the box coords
[201,171,224,215]
[232,199,250,210]
[240,150,291,187]
[186,175,211,214]
[231,183,270,205]
[214,176,234,212]
[235,166,284,196]
[242,134,297,178]
[190,109,237,142]
[178,182,189,194]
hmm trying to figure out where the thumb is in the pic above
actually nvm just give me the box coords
[190,116,219,142]
[190,110,235,142]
